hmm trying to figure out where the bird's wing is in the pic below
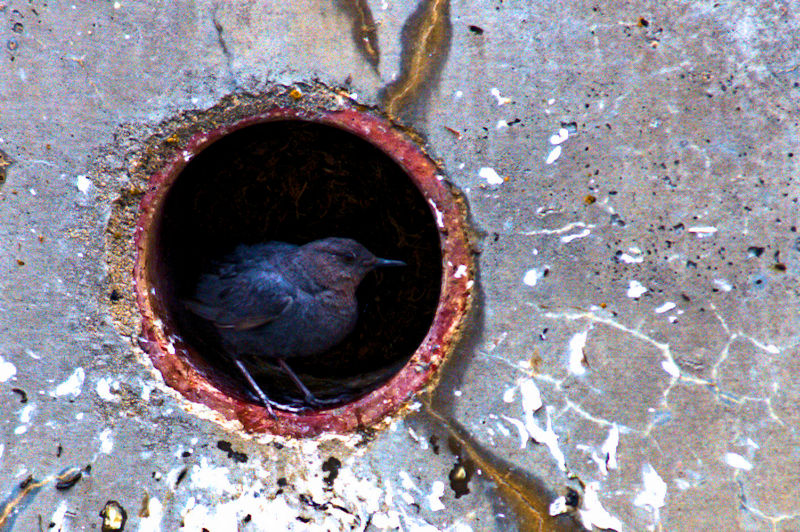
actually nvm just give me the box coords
[234,241,297,261]
[213,242,297,279]
[186,267,296,331]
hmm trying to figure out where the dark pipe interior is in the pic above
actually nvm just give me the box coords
[151,120,442,409]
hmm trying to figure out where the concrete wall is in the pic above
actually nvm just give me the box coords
[1,0,799,530]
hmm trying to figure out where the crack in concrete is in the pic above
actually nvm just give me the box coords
[542,308,786,435]
[211,6,238,89]
[735,476,800,532]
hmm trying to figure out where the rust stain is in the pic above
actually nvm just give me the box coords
[127,89,475,437]
[443,125,461,138]
[0,468,82,528]
[424,403,582,532]
[382,0,451,120]
[335,0,380,70]
[0,149,12,186]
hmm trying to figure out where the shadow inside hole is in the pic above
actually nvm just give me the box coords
[152,121,442,409]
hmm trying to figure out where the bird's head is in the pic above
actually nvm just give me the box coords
[301,237,405,290]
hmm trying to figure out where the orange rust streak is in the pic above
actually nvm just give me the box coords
[385,0,449,118]
[424,404,565,532]
[0,468,81,528]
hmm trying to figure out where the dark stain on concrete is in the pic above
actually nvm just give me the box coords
[334,0,380,71]
[381,0,452,122]
[0,149,12,187]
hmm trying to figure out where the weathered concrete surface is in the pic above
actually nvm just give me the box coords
[1,0,799,530]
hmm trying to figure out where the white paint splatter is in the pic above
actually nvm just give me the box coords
[181,493,296,532]
[763,343,779,354]
[141,381,154,401]
[549,128,569,145]
[426,481,445,511]
[724,452,753,471]
[502,386,516,403]
[526,407,566,471]
[399,471,419,492]
[494,422,511,437]
[523,267,547,286]
[744,438,760,450]
[0,356,17,382]
[688,226,718,237]
[428,199,444,228]
[568,331,588,376]
[661,359,681,378]
[398,490,415,505]
[713,278,732,292]
[633,464,667,524]
[50,500,69,531]
[579,482,622,531]
[523,221,594,237]
[96,377,121,402]
[674,478,691,490]
[617,253,641,264]
[519,378,542,412]
[407,427,429,450]
[372,509,401,529]
[549,496,568,516]
[655,302,676,314]
[99,428,114,454]
[454,265,468,278]
[500,415,528,449]
[561,229,591,243]
[19,404,35,423]
[478,167,503,185]
[545,145,562,164]
[627,280,648,298]
[53,368,85,397]
[190,459,235,494]
[490,87,511,105]
[139,496,163,532]
[601,424,619,472]
[76,175,92,194]
[617,247,644,263]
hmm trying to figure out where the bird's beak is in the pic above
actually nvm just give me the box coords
[373,257,406,268]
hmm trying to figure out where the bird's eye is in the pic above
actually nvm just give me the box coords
[332,250,357,263]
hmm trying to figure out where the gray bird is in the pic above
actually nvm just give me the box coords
[185,237,405,414]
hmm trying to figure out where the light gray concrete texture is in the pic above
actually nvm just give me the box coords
[1,0,799,530]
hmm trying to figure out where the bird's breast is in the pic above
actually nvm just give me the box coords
[286,291,358,356]
[224,290,357,359]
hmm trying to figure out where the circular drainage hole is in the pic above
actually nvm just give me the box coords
[147,120,442,410]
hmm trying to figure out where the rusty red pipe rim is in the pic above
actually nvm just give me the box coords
[133,105,473,437]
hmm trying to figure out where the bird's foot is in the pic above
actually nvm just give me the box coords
[300,393,326,410]
[234,359,280,418]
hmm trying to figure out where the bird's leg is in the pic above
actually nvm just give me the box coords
[233,359,277,418]
[276,358,322,408]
